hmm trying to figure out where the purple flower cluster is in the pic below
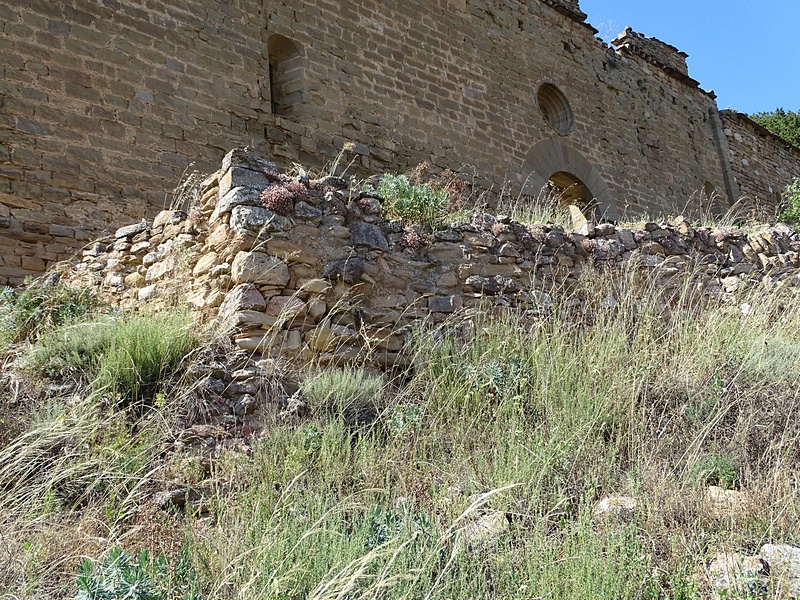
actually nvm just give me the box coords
[260,185,296,216]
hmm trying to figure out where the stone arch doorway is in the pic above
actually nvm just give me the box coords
[521,140,618,221]
[547,171,595,213]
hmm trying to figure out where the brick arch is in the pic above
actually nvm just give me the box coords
[521,140,619,221]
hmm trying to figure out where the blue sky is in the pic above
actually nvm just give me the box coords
[579,0,800,114]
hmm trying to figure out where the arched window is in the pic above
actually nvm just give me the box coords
[537,83,574,135]
[267,34,303,118]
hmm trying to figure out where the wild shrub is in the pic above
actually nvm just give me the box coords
[27,310,195,405]
[779,177,800,228]
[301,367,384,427]
[0,278,96,347]
[375,173,451,227]
[31,321,115,381]
[94,311,195,405]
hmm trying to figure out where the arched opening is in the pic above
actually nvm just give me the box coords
[547,171,596,215]
[267,34,303,118]
[522,139,618,221]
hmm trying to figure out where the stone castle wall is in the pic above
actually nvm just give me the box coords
[721,111,800,213]
[1,0,799,286]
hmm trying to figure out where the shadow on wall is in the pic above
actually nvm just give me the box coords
[521,139,618,221]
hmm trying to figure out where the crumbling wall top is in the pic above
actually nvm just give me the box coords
[612,26,690,78]
[539,0,595,31]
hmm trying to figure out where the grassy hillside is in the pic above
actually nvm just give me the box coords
[1,257,799,599]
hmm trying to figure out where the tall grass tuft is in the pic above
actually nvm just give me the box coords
[94,311,196,404]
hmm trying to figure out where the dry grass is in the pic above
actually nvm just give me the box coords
[2,253,800,598]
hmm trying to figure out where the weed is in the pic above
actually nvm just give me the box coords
[75,546,200,600]
[301,367,384,427]
[94,311,195,405]
[692,454,740,490]
[373,173,451,228]
[0,278,96,347]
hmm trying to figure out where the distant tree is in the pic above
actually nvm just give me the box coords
[749,108,800,149]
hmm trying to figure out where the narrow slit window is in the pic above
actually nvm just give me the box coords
[268,34,303,118]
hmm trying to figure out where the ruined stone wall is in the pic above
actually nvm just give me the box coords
[69,150,800,385]
[721,111,800,212]
[0,0,789,286]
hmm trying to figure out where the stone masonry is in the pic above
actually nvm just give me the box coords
[1,0,799,285]
[68,149,800,393]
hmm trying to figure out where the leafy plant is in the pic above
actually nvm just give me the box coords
[375,173,450,227]
[779,177,800,228]
[386,404,422,437]
[75,546,200,600]
[363,503,432,550]
[692,454,740,490]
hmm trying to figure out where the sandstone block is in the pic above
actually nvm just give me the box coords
[231,251,290,286]
[760,544,800,598]
[218,284,266,323]
[229,204,291,237]
[153,209,187,229]
[210,187,262,223]
[145,256,176,282]
[219,166,271,197]
[427,242,464,262]
[299,278,331,294]
[428,295,462,313]
[322,257,364,284]
[305,323,359,351]
[115,221,148,239]
[266,295,307,319]
[193,252,218,277]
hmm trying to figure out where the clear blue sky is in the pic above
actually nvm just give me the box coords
[580,0,800,114]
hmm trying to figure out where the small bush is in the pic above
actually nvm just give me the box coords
[376,173,450,227]
[779,177,800,228]
[692,454,740,490]
[28,311,195,405]
[31,321,115,381]
[0,278,96,347]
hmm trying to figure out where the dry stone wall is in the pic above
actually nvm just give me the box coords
[2,0,798,286]
[69,149,800,387]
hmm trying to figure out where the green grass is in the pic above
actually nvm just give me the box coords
[94,311,196,404]
[2,266,800,598]
[28,310,196,406]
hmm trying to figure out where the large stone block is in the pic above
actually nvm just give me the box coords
[231,251,290,286]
